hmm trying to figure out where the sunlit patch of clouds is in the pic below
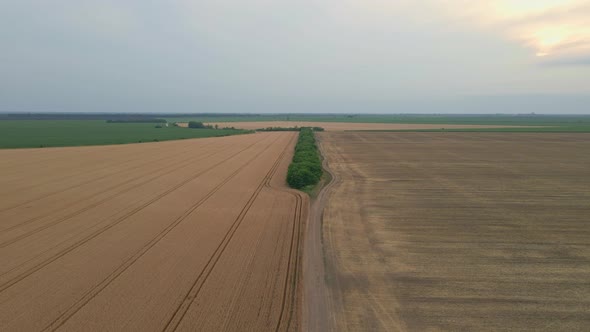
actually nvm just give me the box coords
[339,0,590,63]
[462,0,590,63]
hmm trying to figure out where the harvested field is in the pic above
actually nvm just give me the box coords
[317,132,590,331]
[198,121,533,131]
[0,132,307,331]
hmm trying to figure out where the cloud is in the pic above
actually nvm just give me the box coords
[458,1,590,60]
[324,1,590,61]
[0,0,589,113]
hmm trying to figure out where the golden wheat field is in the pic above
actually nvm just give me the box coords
[0,132,307,331]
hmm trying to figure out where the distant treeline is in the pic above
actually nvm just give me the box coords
[257,126,325,132]
[4,112,590,121]
[287,128,323,190]
[106,118,167,123]
[0,113,174,121]
[0,113,266,120]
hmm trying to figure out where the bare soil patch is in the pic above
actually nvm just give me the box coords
[0,133,307,331]
[317,132,590,331]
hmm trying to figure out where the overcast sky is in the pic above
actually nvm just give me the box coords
[1,1,589,114]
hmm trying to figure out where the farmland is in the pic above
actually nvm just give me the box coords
[3,114,590,331]
[1,114,588,150]
[166,114,590,132]
[0,120,250,149]
[200,121,533,132]
[163,113,590,125]
[0,132,306,331]
[316,132,590,331]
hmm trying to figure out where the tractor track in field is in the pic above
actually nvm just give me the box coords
[274,188,304,332]
[265,137,307,332]
[0,135,272,293]
[42,134,285,331]
[162,134,297,332]
[1,132,310,331]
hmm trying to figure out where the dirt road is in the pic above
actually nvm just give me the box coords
[0,132,307,331]
[318,132,590,331]
[302,150,335,332]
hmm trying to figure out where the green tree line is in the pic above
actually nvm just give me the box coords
[287,128,323,189]
[257,126,325,132]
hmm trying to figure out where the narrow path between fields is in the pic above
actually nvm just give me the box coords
[302,133,335,332]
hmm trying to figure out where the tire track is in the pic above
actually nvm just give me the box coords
[267,132,306,332]
[212,155,305,332]
[162,133,296,332]
[0,135,271,293]
[0,140,241,246]
[217,135,305,332]
[274,189,304,332]
[41,134,285,332]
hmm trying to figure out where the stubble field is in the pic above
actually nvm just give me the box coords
[318,132,590,331]
[0,132,306,331]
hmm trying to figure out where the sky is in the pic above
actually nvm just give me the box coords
[1,0,589,114]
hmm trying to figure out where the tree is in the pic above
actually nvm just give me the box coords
[188,121,206,129]
[287,164,320,189]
